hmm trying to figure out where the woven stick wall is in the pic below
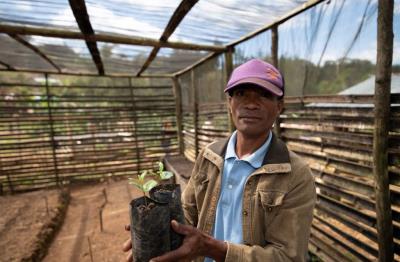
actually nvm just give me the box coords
[281,94,400,261]
[0,76,178,192]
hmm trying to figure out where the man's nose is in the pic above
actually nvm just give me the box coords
[243,92,261,108]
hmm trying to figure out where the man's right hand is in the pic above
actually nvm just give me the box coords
[122,224,133,262]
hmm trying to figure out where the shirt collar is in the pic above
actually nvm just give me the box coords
[225,130,273,169]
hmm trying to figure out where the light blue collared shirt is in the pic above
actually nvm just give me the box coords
[204,130,272,262]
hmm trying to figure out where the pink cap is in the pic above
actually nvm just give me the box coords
[224,59,284,97]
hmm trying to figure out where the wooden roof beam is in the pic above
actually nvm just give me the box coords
[173,51,222,77]
[69,0,104,75]
[0,24,226,52]
[0,60,15,71]
[137,0,199,76]
[0,68,172,78]
[9,34,61,73]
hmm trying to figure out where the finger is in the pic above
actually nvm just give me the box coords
[126,251,133,262]
[170,220,193,235]
[125,224,130,231]
[150,247,188,262]
[122,238,132,252]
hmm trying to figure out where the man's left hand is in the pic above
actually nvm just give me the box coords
[150,220,227,262]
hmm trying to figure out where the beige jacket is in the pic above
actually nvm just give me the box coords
[182,134,316,262]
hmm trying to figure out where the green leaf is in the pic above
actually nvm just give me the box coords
[160,171,173,180]
[139,170,148,181]
[158,161,164,173]
[143,179,158,192]
[128,181,144,191]
[128,177,141,185]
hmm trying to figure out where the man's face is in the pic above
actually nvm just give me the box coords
[228,84,283,138]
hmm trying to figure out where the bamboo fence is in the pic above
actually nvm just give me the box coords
[0,80,178,192]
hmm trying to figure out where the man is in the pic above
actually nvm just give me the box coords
[123,58,316,262]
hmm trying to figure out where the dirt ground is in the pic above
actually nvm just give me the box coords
[0,179,142,262]
[0,189,62,262]
[44,179,141,262]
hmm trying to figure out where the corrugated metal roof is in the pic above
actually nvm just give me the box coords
[340,74,400,95]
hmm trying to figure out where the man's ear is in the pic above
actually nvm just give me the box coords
[228,96,233,113]
[277,99,284,114]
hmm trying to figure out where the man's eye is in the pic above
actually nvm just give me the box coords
[261,91,273,99]
[235,90,245,96]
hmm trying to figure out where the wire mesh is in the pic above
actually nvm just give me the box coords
[0,34,56,71]
[85,0,179,38]
[170,0,309,45]
[279,0,379,96]
[233,30,272,66]
[146,48,209,74]
[0,0,79,30]
[21,35,98,74]
[97,42,152,75]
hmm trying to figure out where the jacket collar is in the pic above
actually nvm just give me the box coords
[205,132,291,174]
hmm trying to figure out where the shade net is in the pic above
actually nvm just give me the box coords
[0,34,56,72]
[278,0,381,96]
[0,0,311,75]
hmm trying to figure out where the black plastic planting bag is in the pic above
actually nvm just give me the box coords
[150,184,185,250]
[129,196,170,262]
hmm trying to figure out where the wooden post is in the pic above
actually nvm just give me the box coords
[373,0,394,261]
[43,196,49,215]
[99,208,104,232]
[87,236,94,262]
[271,25,279,68]
[224,48,235,133]
[191,70,199,158]
[172,77,184,155]
[102,188,108,203]
[271,25,282,138]
[6,174,13,194]
[129,78,141,175]
[1,155,13,193]
[45,74,60,187]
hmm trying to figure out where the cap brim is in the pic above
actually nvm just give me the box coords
[224,77,283,97]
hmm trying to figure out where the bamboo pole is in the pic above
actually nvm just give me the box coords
[271,25,282,138]
[224,49,235,133]
[271,26,279,69]
[45,74,60,187]
[69,0,104,75]
[0,68,173,78]
[136,0,199,76]
[174,52,221,77]
[172,77,184,154]
[0,60,15,70]
[191,70,199,157]
[0,24,225,52]
[9,34,61,73]
[373,0,394,261]
[87,237,94,262]
[129,78,141,174]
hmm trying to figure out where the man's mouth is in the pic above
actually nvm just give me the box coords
[239,116,262,123]
[239,115,261,120]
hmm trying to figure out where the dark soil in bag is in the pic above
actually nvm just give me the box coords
[130,196,170,262]
[150,184,185,250]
